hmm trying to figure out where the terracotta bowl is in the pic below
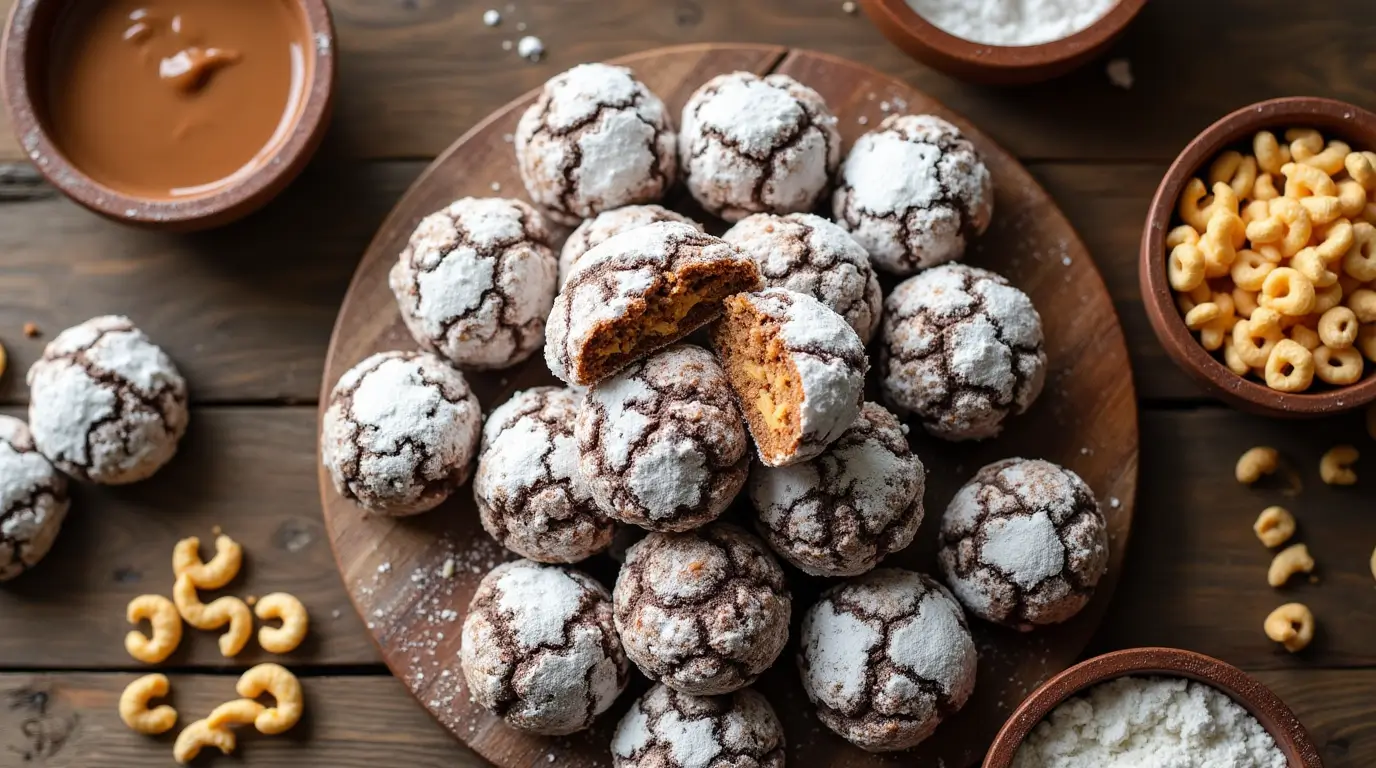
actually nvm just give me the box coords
[1140,97,1376,417]
[0,0,336,232]
[856,0,1145,85]
[984,647,1323,768]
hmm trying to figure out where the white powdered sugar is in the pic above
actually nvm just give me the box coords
[908,0,1119,46]
[515,63,676,225]
[26,315,188,485]
[723,213,884,343]
[321,351,481,516]
[798,569,976,751]
[938,458,1108,630]
[1012,676,1286,768]
[493,559,586,649]
[0,415,69,581]
[834,114,993,275]
[391,197,557,371]
[559,205,703,287]
[612,684,786,768]
[679,72,840,221]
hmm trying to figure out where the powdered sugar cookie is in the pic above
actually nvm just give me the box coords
[390,197,557,370]
[546,222,761,387]
[26,316,188,485]
[460,559,628,735]
[576,344,748,532]
[724,213,883,343]
[321,351,481,517]
[712,288,867,467]
[679,72,840,222]
[0,416,69,581]
[938,458,1108,631]
[515,63,677,226]
[475,387,613,563]
[880,263,1046,442]
[833,114,993,276]
[797,568,976,752]
[613,523,790,695]
[559,205,703,287]
[612,684,785,768]
[750,402,925,577]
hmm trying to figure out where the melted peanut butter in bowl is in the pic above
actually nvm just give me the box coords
[45,0,311,200]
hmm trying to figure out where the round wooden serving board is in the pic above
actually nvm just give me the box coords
[319,44,1139,768]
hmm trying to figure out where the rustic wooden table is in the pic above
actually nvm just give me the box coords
[0,1,1372,766]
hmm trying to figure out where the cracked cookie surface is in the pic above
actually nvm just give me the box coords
[679,72,840,222]
[612,683,785,768]
[576,344,748,532]
[516,63,677,226]
[475,387,614,563]
[833,114,993,276]
[26,315,188,485]
[390,197,558,370]
[321,351,481,516]
[938,458,1108,631]
[560,205,703,288]
[460,559,628,734]
[797,568,976,752]
[750,402,926,577]
[880,263,1046,442]
[724,212,883,344]
[613,523,790,695]
[0,416,69,581]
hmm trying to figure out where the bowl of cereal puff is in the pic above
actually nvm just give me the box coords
[1141,96,1376,417]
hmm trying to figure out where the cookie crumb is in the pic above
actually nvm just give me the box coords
[517,35,543,60]
[211,525,223,536]
[23,322,39,338]
[1107,58,1133,90]
[501,39,513,51]
[245,595,257,607]
[482,9,501,26]
[842,1,857,13]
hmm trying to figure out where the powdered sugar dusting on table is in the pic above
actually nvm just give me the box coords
[906,0,1119,46]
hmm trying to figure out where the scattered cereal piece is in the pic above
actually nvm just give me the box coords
[174,719,235,764]
[0,340,6,380]
[119,673,178,734]
[22,322,38,338]
[1366,403,1375,440]
[1253,506,1296,548]
[1264,603,1314,652]
[1267,543,1314,587]
[1319,445,1358,485]
[1235,446,1280,484]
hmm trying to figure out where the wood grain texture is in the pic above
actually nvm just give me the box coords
[0,669,1369,768]
[317,45,1137,768]
[5,0,1375,163]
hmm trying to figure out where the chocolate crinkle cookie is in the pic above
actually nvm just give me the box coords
[474,387,614,563]
[460,559,628,735]
[547,221,761,387]
[614,523,790,695]
[321,351,481,517]
[679,72,840,222]
[723,212,883,344]
[798,568,976,752]
[26,315,188,485]
[612,684,785,768]
[515,63,677,226]
[833,114,993,276]
[750,402,926,577]
[390,197,558,370]
[712,288,867,467]
[880,263,1046,442]
[576,344,748,532]
[938,458,1108,631]
[559,205,703,288]
[0,416,69,581]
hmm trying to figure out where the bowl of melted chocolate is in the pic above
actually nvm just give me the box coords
[2,0,335,230]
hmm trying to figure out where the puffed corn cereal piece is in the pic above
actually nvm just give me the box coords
[1337,180,1367,218]
[1314,345,1364,385]
[172,574,252,657]
[1360,325,1376,363]
[1282,161,1338,198]
[126,595,183,664]
[1209,151,1259,200]
[1345,150,1376,190]
[1297,140,1350,176]
[1261,268,1316,316]
[1255,131,1289,175]
[1264,603,1315,653]
[1180,179,1240,233]
[173,534,243,590]
[1292,248,1339,288]
[1236,446,1281,484]
[206,698,267,729]
[1231,249,1276,291]
[1344,222,1376,282]
[119,673,177,735]
[237,663,303,735]
[1166,224,1200,248]
[1253,173,1280,201]
[1320,445,1358,486]
[1168,243,1206,291]
[1312,283,1344,315]
[1285,128,1324,160]
[1267,543,1315,587]
[255,593,309,655]
[1233,319,1281,369]
[1223,336,1251,376]
[1201,211,1245,276]
[1299,195,1342,226]
[1266,340,1316,392]
[1254,506,1296,548]
[1318,306,1360,349]
[174,719,235,765]
[1233,288,1260,318]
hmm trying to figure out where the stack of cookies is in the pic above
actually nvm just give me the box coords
[319,62,1111,760]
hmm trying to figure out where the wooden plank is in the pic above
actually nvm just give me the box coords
[0,669,1369,768]
[5,0,1375,164]
[0,407,379,669]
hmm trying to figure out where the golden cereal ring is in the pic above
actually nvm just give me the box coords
[1346,150,1376,191]
[1290,324,1322,351]
[1223,336,1251,375]
[1298,140,1350,176]
[1241,198,1270,227]
[172,534,243,591]
[1272,197,1315,258]
[126,595,183,665]
[1260,268,1316,316]
[1199,319,1228,352]
[1166,224,1201,248]
[1318,306,1359,349]
[119,673,178,735]
[1232,287,1259,319]
[1313,344,1364,385]
[1293,248,1339,288]
[1250,307,1284,336]
[1185,303,1221,330]
[1230,249,1275,291]
[1359,325,1376,362]
[1168,243,1206,291]
[1282,161,1338,198]
[1285,128,1324,160]
[1299,195,1342,225]
[206,699,266,730]
[1264,603,1314,653]
[1235,446,1280,484]
[1349,288,1376,323]
[1188,282,1213,304]
[1312,282,1345,315]
[1265,339,1316,392]
[1320,445,1359,485]
[1338,179,1368,218]
[255,593,310,655]
[1253,172,1280,201]
[1201,211,1244,277]
[1233,319,1282,369]
[1315,218,1355,263]
[236,663,304,735]
[1255,131,1288,175]
[174,719,235,765]
[1343,222,1376,282]
[1210,151,1259,200]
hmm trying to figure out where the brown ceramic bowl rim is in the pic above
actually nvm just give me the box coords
[859,0,1146,73]
[984,647,1323,768]
[1140,96,1376,416]
[0,0,336,230]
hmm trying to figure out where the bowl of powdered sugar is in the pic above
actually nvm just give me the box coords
[984,647,1323,768]
[857,0,1147,85]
